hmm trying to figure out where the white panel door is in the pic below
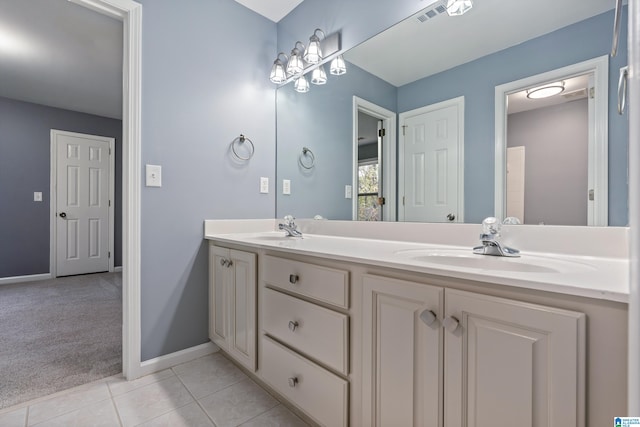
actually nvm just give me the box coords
[506,146,525,222]
[444,289,585,427]
[54,130,112,277]
[402,104,460,222]
[227,248,257,371]
[362,274,444,427]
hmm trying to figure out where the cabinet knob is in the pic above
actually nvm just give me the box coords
[442,316,460,333]
[288,320,299,332]
[419,309,437,326]
[226,260,233,267]
[288,377,298,388]
[220,258,227,267]
[289,274,299,284]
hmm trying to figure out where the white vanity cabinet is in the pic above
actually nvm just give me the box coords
[260,255,350,427]
[361,274,586,427]
[209,244,257,371]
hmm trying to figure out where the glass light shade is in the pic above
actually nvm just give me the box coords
[311,66,327,85]
[294,75,310,93]
[286,52,304,76]
[330,55,347,75]
[304,30,323,64]
[269,59,287,84]
[526,82,565,99]
[446,0,473,16]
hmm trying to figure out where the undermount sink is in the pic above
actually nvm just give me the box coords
[249,233,306,241]
[394,248,596,274]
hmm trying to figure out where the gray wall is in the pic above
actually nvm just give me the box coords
[507,100,588,225]
[398,8,628,225]
[138,0,276,360]
[276,62,396,219]
[0,96,122,278]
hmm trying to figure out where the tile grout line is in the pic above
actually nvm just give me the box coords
[106,384,124,427]
[171,367,220,426]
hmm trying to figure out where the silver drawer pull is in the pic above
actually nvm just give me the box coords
[288,320,299,332]
[288,377,298,388]
[289,274,299,284]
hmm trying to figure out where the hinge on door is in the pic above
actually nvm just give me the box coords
[402,125,407,136]
[589,87,595,99]
[588,189,595,201]
[108,252,111,258]
[109,200,111,207]
[109,148,111,155]
[378,128,386,137]
[402,196,405,206]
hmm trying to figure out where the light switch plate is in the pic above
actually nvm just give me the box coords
[283,179,291,195]
[34,192,42,202]
[345,185,352,199]
[146,164,162,187]
[260,177,269,194]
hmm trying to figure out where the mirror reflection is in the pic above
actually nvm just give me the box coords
[276,0,628,226]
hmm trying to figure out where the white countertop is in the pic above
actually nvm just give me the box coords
[204,220,630,303]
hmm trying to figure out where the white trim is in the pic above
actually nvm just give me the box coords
[73,0,142,380]
[352,97,397,221]
[494,55,609,226]
[49,130,115,278]
[138,342,219,377]
[0,274,52,286]
[114,266,123,273]
[398,96,465,222]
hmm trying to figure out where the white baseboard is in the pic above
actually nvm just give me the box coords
[136,341,219,379]
[113,266,123,273]
[0,273,52,286]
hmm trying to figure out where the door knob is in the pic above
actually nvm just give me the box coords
[446,213,455,221]
[419,309,437,326]
[59,212,67,218]
[442,316,460,333]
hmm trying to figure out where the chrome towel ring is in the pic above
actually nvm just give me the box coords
[299,146,315,169]
[231,134,255,161]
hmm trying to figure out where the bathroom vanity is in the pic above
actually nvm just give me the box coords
[204,219,628,427]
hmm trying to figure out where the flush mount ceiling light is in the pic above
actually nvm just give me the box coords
[269,52,288,84]
[269,29,343,93]
[446,0,473,16]
[304,29,325,65]
[526,81,566,99]
[330,54,347,75]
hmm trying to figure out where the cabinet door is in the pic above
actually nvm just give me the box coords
[209,245,230,350]
[362,275,444,427]
[444,289,585,427]
[227,249,257,371]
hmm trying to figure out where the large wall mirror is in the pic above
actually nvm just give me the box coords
[276,0,629,226]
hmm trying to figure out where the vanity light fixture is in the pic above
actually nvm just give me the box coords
[286,41,306,76]
[294,74,310,93]
[269,29,343,93]
[311,65,327,85]
[269,52,288,84]
[304,29,325,65]
[526,81,565,99]
[446,0,473,16]
[330,54,347,75]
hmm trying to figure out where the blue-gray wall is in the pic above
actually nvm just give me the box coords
[138,0,276,360]
[276,63,396,219]
[0,96,122,278]
[398,8,629,225]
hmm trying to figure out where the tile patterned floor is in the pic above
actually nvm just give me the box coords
[0,353,309,427]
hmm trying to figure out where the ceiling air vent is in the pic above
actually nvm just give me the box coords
[416,0,448,23]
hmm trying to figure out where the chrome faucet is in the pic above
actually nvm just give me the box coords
[279,215,303,237]
[473,217,519,257]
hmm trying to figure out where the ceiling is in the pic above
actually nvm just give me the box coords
[0,0,613,119]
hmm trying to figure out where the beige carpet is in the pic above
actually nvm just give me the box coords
[0,272,122,409]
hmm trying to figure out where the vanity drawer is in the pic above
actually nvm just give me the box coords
[263,255,349,308]
[263,288,349,375]
[261,335,348,427]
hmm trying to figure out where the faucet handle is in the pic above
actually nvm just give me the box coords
[481,217,501,236]
[283,215,296,227]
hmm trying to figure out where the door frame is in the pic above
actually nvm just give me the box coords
[398,96,465,222]
[69,0,142,380]
[352,96,397,221]
[494,55,609,226]
[49,130,116,277]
